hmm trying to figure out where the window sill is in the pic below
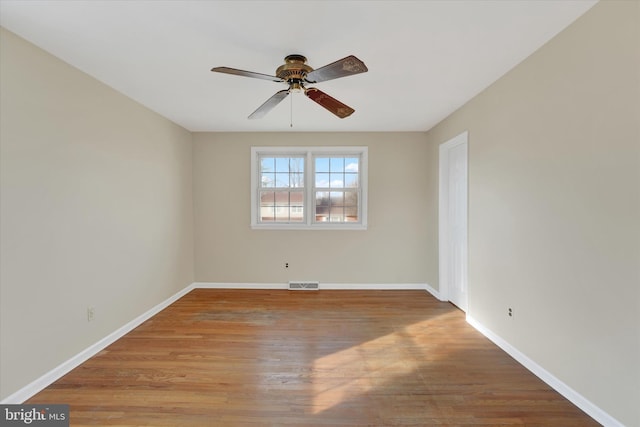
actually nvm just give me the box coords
[251,223,367,231]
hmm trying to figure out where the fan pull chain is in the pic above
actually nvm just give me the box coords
[290,92,293,128]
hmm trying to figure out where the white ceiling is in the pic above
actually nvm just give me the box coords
[0,0,597,132]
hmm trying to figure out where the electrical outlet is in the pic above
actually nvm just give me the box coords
[508,307,513,318]
[87,307,95,322]
[285,262,289,269]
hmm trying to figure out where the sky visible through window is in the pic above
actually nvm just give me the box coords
[315,157,359,189]
[259,156,359,189]
[260,157,304,188]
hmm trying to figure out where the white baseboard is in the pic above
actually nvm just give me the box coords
[1,281,440,404]
[320,283,429,290]
[194,282,437,292]
[193,282,287,289]
[1,284,196,404]
[423,283,443,300]
[466,315,624,427]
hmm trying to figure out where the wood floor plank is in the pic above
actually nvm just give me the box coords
[27,290,600,426]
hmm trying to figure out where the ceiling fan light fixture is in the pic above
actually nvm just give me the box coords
[289,81,304,93]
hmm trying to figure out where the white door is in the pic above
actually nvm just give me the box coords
[439,132,468,311]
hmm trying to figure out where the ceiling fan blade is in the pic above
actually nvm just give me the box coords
[305,55,368,83]
[305,88,355,119]
[211,66,284,82]
[248,89,290,119]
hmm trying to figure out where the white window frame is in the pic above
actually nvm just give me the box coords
[251,146,368,230]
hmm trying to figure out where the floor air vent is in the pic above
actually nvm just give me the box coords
[288,281,320,290]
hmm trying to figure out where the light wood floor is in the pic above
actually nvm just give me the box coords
[27,289,599,426]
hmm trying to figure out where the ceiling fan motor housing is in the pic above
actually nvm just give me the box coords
[276,54,313,83]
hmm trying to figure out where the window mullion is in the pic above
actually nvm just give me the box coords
[306,151,313,226]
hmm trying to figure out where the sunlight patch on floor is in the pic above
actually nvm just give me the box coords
[311,312,453,414]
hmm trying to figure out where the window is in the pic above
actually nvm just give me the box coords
[258,156,305,223]
[251,147,368,230]
[314,156,360,223]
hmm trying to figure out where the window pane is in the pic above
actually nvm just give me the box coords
[274,173,289,187]
[345,206,358,222]
[345,158,359,172]
[259,190,305,223]
[316,173,329,188]
[330,157,344,172]
[290,191,304,205]
[261,173,275,188]
[345,173,358,187]
[330,206,344,222]
[260,207,275,222]
[330,191,344,207]
[316,191,329,207]
[259,191,275,222]
[344,191,358,207]
[313,190,354,223]
[289,206,304,222]
[275,157,289,173]
[290,158,304,173]
[315,157,330,173]
[260,191,275,205]
[315,206,329,222]
[261,157,274,172]
[275,210,290,222]
[274,191,290,206]
[290,172,304,188]
[330,173,344,188]
[258,157,303,189]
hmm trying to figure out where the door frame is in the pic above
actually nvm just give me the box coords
[438,131,469,310]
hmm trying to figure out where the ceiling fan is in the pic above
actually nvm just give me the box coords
[211,54,368,119]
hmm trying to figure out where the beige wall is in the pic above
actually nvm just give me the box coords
[193,132,438,286]
[426,1,639,425]
[0,28,195,399]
